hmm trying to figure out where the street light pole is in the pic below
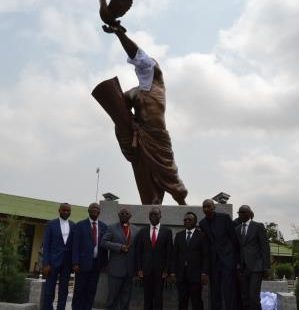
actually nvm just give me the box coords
[96,167,100,202]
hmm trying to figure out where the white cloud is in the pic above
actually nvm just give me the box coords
[133,0,170,18]
[0,62,109,172]
[39,7,101,54]
[0,0,39,13]
[162,0,299,136]
[218,0,299,79]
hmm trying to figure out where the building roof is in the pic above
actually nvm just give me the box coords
[0,192,87,223]
[270,242,293,257]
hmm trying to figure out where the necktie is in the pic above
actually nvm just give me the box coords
[92,221,97,247]
[151,226,157,248]
[123,224,130,242]
[241,223,246,239]
[186,230,192,244]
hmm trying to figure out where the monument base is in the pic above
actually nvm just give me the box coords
[94,201,232,309]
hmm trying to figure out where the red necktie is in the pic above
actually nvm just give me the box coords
[123,224,130,242]
[151,226,157,248]
[92,221,97,247]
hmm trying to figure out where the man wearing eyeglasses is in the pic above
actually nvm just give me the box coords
[236,205,270,310]
[101,208,139,310]
[171,212,209,310]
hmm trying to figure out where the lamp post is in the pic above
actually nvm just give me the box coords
[96,167,100,202]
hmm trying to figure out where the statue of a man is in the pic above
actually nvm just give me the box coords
[92,25,188,205]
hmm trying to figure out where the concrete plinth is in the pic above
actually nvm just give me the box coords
[94,273,210,310]
[0,303,37,310]
[99,201,232,233]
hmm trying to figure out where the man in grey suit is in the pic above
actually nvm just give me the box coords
[101,208,139,310]
[236,205,270,310]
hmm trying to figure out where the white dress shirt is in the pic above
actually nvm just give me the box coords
[127,48,156,91]
[59,217,70,245]
[242,219,251,235]
[150,222,161,239]
[185,228,196,240]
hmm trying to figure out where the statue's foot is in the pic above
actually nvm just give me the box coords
[177,199,187,206]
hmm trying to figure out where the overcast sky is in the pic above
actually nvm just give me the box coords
[1,0,298,239]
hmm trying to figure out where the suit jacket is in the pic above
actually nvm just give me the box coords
[199,212,239,270]
[136,225,173,276]
[101,222,139,277]
[236,221,270,272]
[42,218,75,268]
[72,218,108,272]
[173,229,209,282]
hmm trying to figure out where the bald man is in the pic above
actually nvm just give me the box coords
[101,208,139,310]
[199,199,239,310]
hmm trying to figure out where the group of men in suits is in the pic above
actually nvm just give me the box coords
[101,206,209,310]
[42,203,210,310]
[42,199,270,310]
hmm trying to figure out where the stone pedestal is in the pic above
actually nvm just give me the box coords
[94,273,210,310]
[99,201,232,234]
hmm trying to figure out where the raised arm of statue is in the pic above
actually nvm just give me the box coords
[103,25,137,60]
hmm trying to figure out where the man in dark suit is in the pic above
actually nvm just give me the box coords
[233,207,255,310]
[172,212,209,310]
[42,202,75,310]
[101,208,139,310]
[136,206,173,310]
[198,199,239,310]
[236,205,270,310]
[72,202,108,310]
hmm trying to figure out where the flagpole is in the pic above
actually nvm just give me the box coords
[96,168,100,202]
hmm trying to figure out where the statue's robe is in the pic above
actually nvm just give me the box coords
[92,65,187,205]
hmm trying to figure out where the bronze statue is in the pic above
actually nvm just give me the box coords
[92,24,188,205]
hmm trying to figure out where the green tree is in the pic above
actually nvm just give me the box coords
[0,216,26,302]
[265,222,285,244]
[274,263,294,279]
[291,224,299,277]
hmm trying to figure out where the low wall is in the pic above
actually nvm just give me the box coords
[0,303,37,310]
[262,280,289,293]
[277,292,297,310]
